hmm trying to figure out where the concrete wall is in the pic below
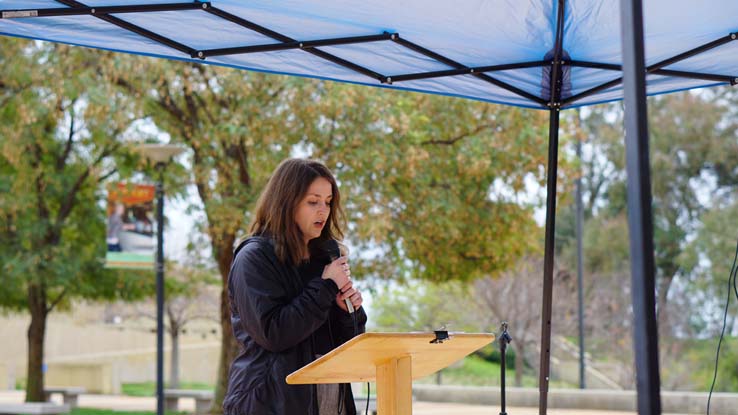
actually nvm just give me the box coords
[46,363,119,394]
[1,305,221,388]
[412,385,738,415]
[0,363,7,390]
[555,361,623,389]
[47,342,221,387]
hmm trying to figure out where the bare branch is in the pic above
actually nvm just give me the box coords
[460,253,495,261]
[193,92,217,125]
[28,141,51,227]
[56,103,77,171]
[114,75,189,132]
[98,168,118,183]
[421,123,496,146]
[268,84,287,101]
[237,138,251,187]
[131,303,157,321]
[45,287,68,314]
[54,143,120,229]
[183,80,200,127]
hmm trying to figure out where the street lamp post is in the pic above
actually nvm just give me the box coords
[136,144,185,415]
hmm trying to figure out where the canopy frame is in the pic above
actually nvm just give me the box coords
[2,0,736,110]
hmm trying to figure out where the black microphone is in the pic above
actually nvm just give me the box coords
[316,239,354,314]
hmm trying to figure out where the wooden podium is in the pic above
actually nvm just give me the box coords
[286,332,495,415]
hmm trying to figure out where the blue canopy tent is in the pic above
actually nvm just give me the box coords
[2,1,736,414]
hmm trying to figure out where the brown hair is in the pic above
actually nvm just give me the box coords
[249,158,345,265]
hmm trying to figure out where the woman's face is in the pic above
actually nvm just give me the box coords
[294,177,333,245]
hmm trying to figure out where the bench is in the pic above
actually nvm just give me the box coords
[164,389,214,415]
[353,397,377,415]
[44,387,86,409]
[0,403,69,415]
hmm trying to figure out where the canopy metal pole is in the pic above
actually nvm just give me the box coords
[619,0,662,414]
[538,107,559,414]
[539,1,565,413]
[575,125,586,389]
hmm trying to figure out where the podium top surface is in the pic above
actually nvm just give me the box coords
[286,332,494,384]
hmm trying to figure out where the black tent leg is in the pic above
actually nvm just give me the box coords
[620,1,662,414]
[538,107,560,415]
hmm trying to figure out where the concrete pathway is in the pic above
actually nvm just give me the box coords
[0,391,689,415]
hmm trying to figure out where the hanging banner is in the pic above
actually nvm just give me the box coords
[105,183,156,269]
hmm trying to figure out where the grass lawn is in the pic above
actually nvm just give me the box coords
[415,354,572,388]
[121,382,213,397]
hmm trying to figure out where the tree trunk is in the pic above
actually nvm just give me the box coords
[211,238,238,415]
[514,343,524,387]
[656,272,676,336]
[169,328,180,389]
[26,283,47,402]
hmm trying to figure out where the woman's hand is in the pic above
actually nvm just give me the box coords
[322,256,351,291]
[336,280,363,312]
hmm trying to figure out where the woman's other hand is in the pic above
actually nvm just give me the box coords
[336,280,363,312]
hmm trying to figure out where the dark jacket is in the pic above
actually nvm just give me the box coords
[223,236,367,415]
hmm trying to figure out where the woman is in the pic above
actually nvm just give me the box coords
[223,158,367,415]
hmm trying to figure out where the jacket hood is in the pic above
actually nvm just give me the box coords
[233,235,273,257]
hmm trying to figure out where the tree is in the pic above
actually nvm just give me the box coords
[585,92,738,332]
[553,89,738,389]
[472,256,582,387]
[372,280,478,333]
[0,39,153,401]
[303,84,566,282]
[114,59,323,412]
[129,263,219,389]
[683,201,738,335]
[113,56,564,410]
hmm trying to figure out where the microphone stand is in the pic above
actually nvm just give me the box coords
[499,322,512,415]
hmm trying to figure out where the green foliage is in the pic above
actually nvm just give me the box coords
[0,38,154,312]
[111,58,559,284]
[414,354,562,387]
[559,90,738,308]
[0,37,157,401]
[475,344,516,370]
[108,57,561,408]
[111,57,356,412]
[371,280,480,332]
[114,58,321,263]
[664,338,738,392]
[681,201,738,330]
[552,89,738,389]
[305,84,562,281]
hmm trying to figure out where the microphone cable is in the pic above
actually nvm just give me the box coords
[344,290,369,415]
[706,231,738,415]
[350,304,359,341]
[334,289,365,415]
